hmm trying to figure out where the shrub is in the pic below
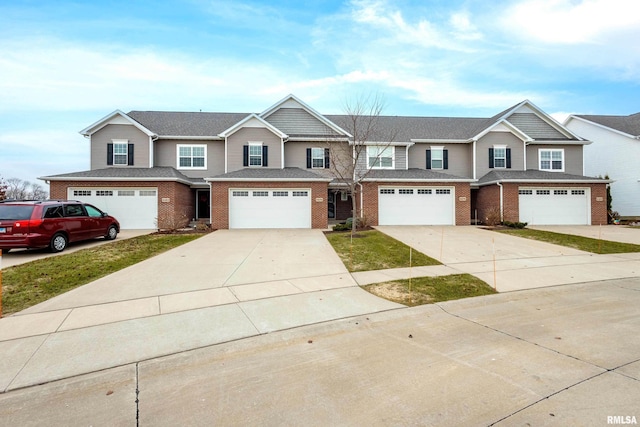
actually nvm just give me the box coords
[332,223,351,231]
[484,207,502,227]
[503,221,527,229]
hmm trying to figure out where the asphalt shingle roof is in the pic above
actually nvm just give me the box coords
[40,167,201,184]
[575,113,640,137]
[128,111,250,137]
[477,170,607,185]
[208,167,330,181]
[363,168,471,181]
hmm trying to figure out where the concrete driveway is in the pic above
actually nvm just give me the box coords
[376,225,640,292]
[0,229,401,391]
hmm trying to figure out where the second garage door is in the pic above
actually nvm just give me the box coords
[519,188,590,225]
[229,189,311,229]
[378,186,455,225]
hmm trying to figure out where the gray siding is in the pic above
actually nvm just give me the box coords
[354,145,399,175]
[395,147,407,170]
[91,124,150,169]
[227,127,283,172]
[526,145,583,175]
[154,139,225,178]
[507,113,566,139]
[264,108,339,136]
[408,143,473,178]
[284,141,351,180]
[476,132,525,178]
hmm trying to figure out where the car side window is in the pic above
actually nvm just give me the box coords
[64,204,86,217]
[44,206,64,218]
[84,205,103,218]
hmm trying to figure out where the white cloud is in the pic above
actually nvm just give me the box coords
[502,0,640,44]
[449,11,483,41]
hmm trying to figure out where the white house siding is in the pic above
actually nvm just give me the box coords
[566,119,640,218]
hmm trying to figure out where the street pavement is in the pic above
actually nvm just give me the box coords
[0,225,639,425]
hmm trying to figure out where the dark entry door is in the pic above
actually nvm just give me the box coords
[197,190,210,219]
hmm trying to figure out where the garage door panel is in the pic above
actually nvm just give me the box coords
[229,189,310,229]
[378,187,454,225]
[519,188,589,225]
[68,188,158,229]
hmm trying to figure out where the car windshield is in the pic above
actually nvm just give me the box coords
[0,205,35,220]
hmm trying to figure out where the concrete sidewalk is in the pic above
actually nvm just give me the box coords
[1,278,638,426]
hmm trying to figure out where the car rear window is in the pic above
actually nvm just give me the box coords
[0,205,36,220]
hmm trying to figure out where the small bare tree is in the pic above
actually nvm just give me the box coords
[4,178,49,200]
[0,177,7,201]
[328,93,398,235]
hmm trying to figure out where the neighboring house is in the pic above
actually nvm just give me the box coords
[40,95,608,229]
[565,113,640,219]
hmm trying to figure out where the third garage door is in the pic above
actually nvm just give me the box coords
[229,189,311,229]
[378,187,455,225]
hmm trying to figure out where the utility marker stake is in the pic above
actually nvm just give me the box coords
[598,223,602,254]
[0,249,3,318]
[492,238,497,291]
[440,227,444,262]
[409,246,413,304]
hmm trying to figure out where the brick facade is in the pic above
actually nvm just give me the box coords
[359,182,472,226]
[49,180,194,229]
[476,182,608,225]
[209,181,329,229]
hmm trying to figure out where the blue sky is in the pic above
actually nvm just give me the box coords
[1,0,639,186]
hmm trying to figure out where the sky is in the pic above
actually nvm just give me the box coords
[1,0,639,187]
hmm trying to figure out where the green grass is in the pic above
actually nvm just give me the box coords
[364,274,496,307]
[1,233,204,315]
[497,228,640,254]
[325,229,440,272]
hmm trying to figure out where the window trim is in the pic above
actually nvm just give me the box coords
[493,145,507,169]
[367,145,394,169]
[311,147,325,169]
[430,146,444,170]
[177,144,207,170]
[539,148,565,172]
[112,140,128,166]
[248,142,263,167]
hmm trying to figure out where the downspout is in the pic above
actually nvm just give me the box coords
[497,182,504,223]
[472,139,477,180]
[149,135,158,167]
[357,182,364,218]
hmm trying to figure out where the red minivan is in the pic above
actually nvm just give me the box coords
[0,200,120,253]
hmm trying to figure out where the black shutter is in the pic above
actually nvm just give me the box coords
[243,145,249,167]
[324,148,330,168]
[107,143,114,166]
[506,148,511,169]
[262,145,268,167]
[443,149,448,170]
[426,150,431,169]
[127,144,134,166]
[306,148,312,168]
[489,148,494,168]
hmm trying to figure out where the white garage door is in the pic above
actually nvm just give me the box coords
[68,188,158,229]
[229,189,311,229]
[378,187,455,225]
[519,188,590,225]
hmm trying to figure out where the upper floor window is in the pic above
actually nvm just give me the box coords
[177,144,206,169]
[307,147,330,169]
[427,147,448,170]
[489,146,511,169]
[107,139,134,166]
[243,142,268,167]
[539,149,564,171]
[367,145,394,169]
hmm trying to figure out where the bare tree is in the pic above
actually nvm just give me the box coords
[4,178,48,200]
[0,176,6,201]
[328,93,398,234]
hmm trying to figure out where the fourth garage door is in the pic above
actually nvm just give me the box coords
[229,189,311,229]
[378,187,455,225]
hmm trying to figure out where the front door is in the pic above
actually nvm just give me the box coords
[196,190,210,219]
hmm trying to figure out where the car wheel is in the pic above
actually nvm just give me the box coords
[50,233,68,253]
[105,225,118,241]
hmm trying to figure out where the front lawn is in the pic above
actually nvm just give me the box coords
[364,274,496,306]
[1,233,204,316]
[496,228,640,254]
[325,229,440,272]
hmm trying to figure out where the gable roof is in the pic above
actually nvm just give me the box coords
[218,113,288,139]
[80,110,155,137]
[570,113,640,138]
[39,167,199,185]
[476,170,609,186]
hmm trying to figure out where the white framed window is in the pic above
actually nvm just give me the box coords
[311,148,325,169]
[253,191,268,197]
[233,191,249,197]
[436,189,451,195]
[73,190,91,196]
[113,141,128,165]
[249,142,263,166]
[431,147,444,169]
[554,189,568,195]
[418,189,432,194]
[380,188,395,194]
[177,144,206,169]
[399,189,414,194]
[367,146,394,169]
[539,149,564,172]
[572,189,586,195]
[292,191,308,197]
[118,190,135,196]
[96,190,113,197]
[536,189,550,195]
[273,191,288,197]
[519,189,533,195]
[140,190,157,196]
[340,191,348,201]
[493,146,507,168]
